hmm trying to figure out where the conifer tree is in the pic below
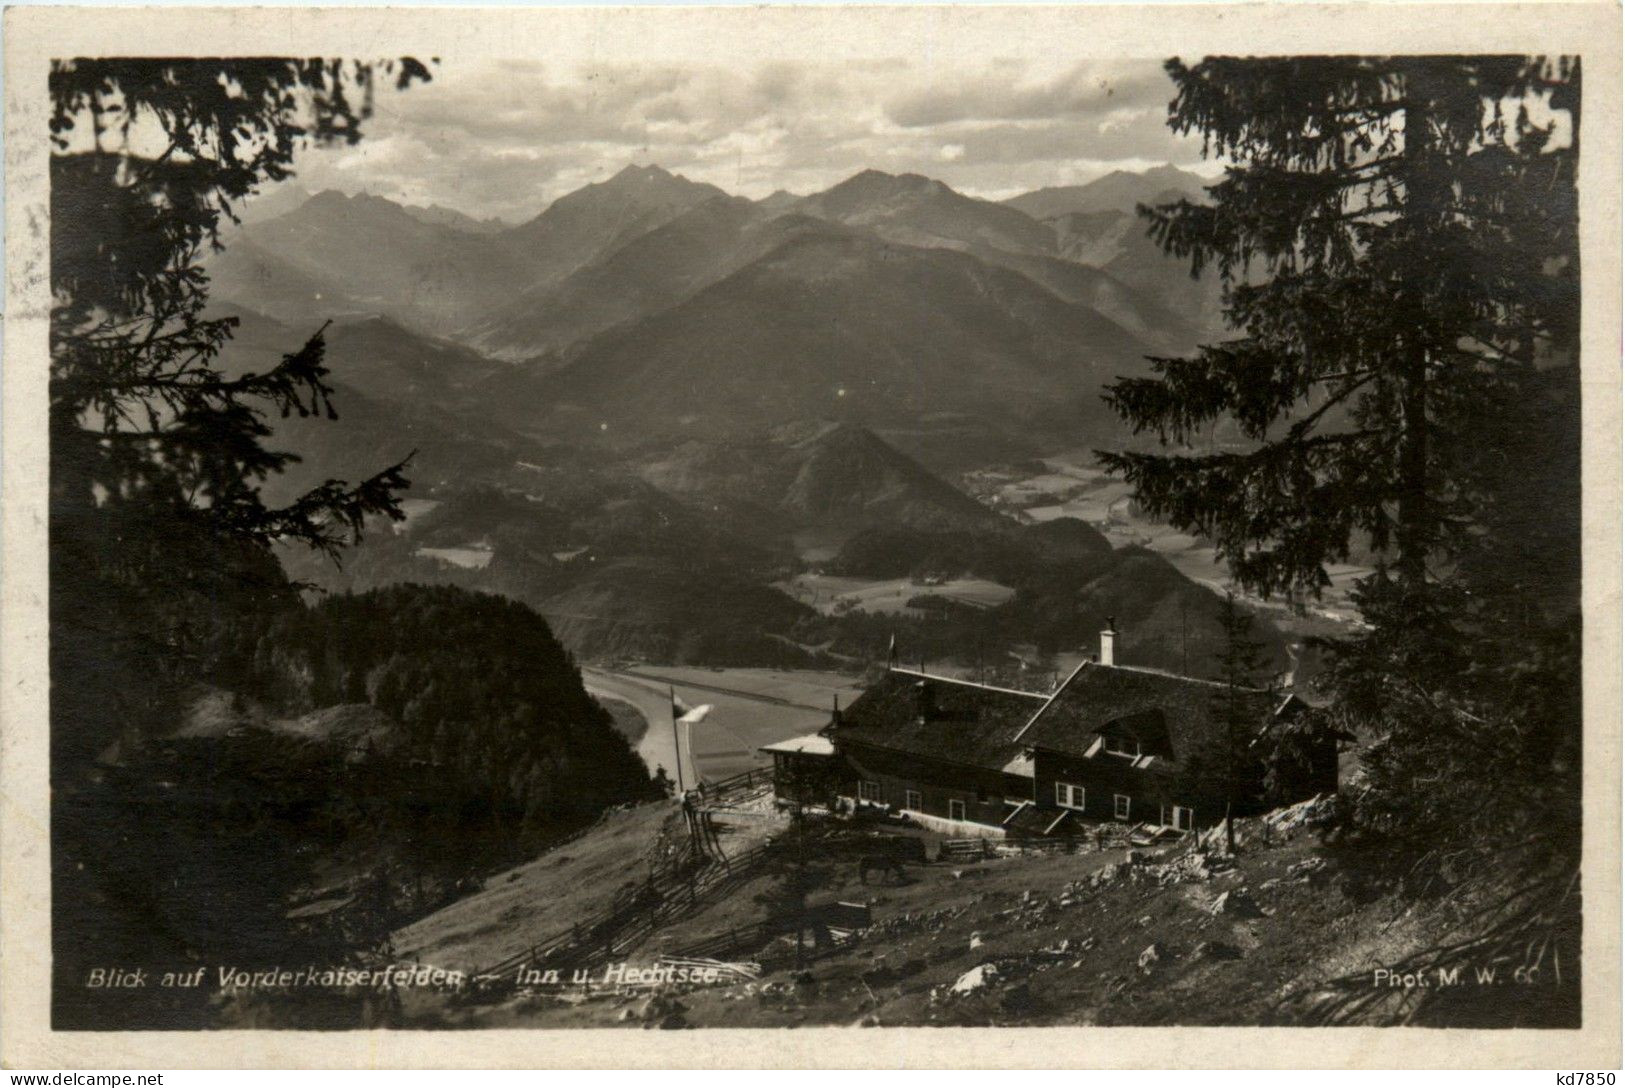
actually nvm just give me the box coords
[1098,58,1582,822]
[1099,57,1579,601]
[49,59,431,767]
[1102,56,1582,1024]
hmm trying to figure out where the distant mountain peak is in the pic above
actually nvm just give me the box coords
[598,163,709,193]
[539,164,724,215]
[305,188,354,207]
[1001,165,1210,220]
[756,189,803,215]
[829,168,948,196]
[609,163,676,182]
[297,189,414,219]
[794,167,1053,258]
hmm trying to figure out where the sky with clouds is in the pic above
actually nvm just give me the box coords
[268,56,1215,223]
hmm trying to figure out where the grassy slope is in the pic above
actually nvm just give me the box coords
[409,801,1530,1029]
[392,801,687,973]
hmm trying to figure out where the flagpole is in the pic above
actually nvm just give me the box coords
[671,685,686,794]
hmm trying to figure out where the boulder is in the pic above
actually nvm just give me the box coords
[1209,889,1265,918]
[1137,943,1163,972]
[950,963,1002,995]
[1288,857,1328,879]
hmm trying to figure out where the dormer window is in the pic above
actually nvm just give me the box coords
[1103,735,1141,759]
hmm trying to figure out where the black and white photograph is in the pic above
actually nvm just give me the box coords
[2,2,1619,1069]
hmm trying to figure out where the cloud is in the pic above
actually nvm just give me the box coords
[882,61,1172,129]
[265,56,1206,221]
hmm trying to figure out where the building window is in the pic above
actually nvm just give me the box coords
[1114,794,1132,820]
[1104,735,1141,758]
[859,780,882,803]
[948,798,967,822]
[905,789,922,811]
[1054,781,1086,810]
[1162,804,1193,831]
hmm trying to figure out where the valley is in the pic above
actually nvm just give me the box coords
[777,573,1018,616]
[216,161,1347,777]
[962,452,1369,627]
[583,666,865,784]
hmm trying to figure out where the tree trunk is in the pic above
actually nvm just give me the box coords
[1396,344,1431,587]
[1396,84,1437,588]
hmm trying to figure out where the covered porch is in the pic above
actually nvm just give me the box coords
[759,732,842,807]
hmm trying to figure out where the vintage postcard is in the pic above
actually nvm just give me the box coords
[2,2,1620,1070]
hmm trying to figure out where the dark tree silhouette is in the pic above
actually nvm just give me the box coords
[50,58,430,768]
[652,765,676,797]
[1098,57,1578,600]
[48,58,433,1029]
[1101,56,1582,1027]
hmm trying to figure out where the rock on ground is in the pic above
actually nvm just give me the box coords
[950,963,1002,995]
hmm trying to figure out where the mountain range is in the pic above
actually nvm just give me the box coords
[1001,164,1226,333]
[1001,163,1209,219]
[240,164,1227,459]
[214,162,1271,672]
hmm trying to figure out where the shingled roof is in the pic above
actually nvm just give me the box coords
[832,663,1290,778]
[1016,663,1281,773]
[832,668,1048,771]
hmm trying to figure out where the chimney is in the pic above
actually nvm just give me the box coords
[1100,617,1117,667]
[830,693,843,729]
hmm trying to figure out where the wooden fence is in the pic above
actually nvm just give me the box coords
[696,766,772,806]
[668,900,870,965]
[939,837,996,861]
[471,837,778,988]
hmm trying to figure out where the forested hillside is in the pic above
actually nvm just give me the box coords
[215,585,655,833]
